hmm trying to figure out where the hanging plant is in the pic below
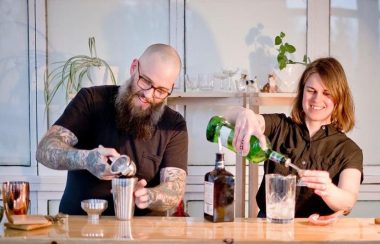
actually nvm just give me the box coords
[44,37,117,107]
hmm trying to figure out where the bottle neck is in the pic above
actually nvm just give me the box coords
[215,153,225,169]
[267,150,289,165]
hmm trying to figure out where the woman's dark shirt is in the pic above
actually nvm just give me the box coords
[256,113,363,217]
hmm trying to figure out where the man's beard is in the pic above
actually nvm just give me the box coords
[115,81,165,140]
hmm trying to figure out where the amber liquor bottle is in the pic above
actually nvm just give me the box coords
[204,152,235,222]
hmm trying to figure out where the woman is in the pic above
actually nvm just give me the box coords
[227,57,363,217]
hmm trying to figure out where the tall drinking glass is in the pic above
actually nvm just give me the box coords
[2,181,30,223]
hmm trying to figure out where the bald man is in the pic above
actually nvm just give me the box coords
[36,44,188,216]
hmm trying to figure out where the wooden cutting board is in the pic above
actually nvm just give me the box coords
[4,215,52,231]
[11,215,50,225]
[5,222,52,231]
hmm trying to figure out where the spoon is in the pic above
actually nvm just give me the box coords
[285,160,306,186]
[286,161,305,177]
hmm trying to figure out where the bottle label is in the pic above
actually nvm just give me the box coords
[204,181,214,215]
[219,126,231,147]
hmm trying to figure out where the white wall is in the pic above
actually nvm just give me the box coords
[0,0,379,217]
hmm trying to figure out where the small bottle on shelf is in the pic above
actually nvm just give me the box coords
[204,151,235,222]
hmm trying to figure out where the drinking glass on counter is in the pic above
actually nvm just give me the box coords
[265,174,296,224]
[2,181,30,223]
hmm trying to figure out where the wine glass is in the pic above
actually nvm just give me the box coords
[222,68,239,91]
[213,72,228,91]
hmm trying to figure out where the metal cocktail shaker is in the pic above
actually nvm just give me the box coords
[112,177,137,220]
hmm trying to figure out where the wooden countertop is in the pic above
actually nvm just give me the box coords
[0,216,379,243]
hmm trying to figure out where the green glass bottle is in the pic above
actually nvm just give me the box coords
[206,116,290,165]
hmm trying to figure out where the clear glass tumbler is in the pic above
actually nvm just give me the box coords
[265,174,296,224]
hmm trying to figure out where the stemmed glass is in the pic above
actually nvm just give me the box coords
[222,68,239,91]
[213,73,228,91]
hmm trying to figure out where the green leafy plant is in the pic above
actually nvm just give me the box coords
[275,31,310,70]
[44,37,117,107]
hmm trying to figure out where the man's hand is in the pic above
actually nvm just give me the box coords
[84,146,121,180]
[133,167,186,212]
[36,125,122,180]
[134,179,149,209]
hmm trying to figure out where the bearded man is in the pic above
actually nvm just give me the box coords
[36,44,188,216]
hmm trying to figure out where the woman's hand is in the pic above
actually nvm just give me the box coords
[232,108,266,156]
[301,170,334,197]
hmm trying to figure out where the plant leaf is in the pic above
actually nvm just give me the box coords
[99,59,117,85]
[275,36,282,45]
[284,43,296,53]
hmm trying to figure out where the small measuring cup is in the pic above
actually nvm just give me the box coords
[110,155,136,177]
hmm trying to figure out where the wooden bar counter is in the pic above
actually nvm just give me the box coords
[0,216,379,243]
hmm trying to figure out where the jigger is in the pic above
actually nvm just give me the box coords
[81,199,108,222]
[110,155,136,177]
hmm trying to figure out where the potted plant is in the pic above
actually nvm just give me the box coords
[275,31,310,70]
[273,31,310,92]
[44,37,117,107]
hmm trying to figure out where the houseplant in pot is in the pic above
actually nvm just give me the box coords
[44,37,117,108]
[273,31,310,92]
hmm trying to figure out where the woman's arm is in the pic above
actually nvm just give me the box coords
[301,168,361,213]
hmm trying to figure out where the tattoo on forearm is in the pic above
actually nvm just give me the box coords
[147,167,186,212]
[36,125,88,170]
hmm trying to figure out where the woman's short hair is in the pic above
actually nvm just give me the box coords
[291,57,355,132]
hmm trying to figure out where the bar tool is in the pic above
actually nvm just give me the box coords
[110,155,136,177]
[81,199,108,222]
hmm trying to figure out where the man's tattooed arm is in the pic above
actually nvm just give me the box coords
[36,125,86,170]
[36,125,113,179]
[146,167,187,212]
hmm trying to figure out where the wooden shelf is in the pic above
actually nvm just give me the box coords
[171,91,295,98]
[168,92,296,106]
[250,92,296,106]
[168,91,243,106]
